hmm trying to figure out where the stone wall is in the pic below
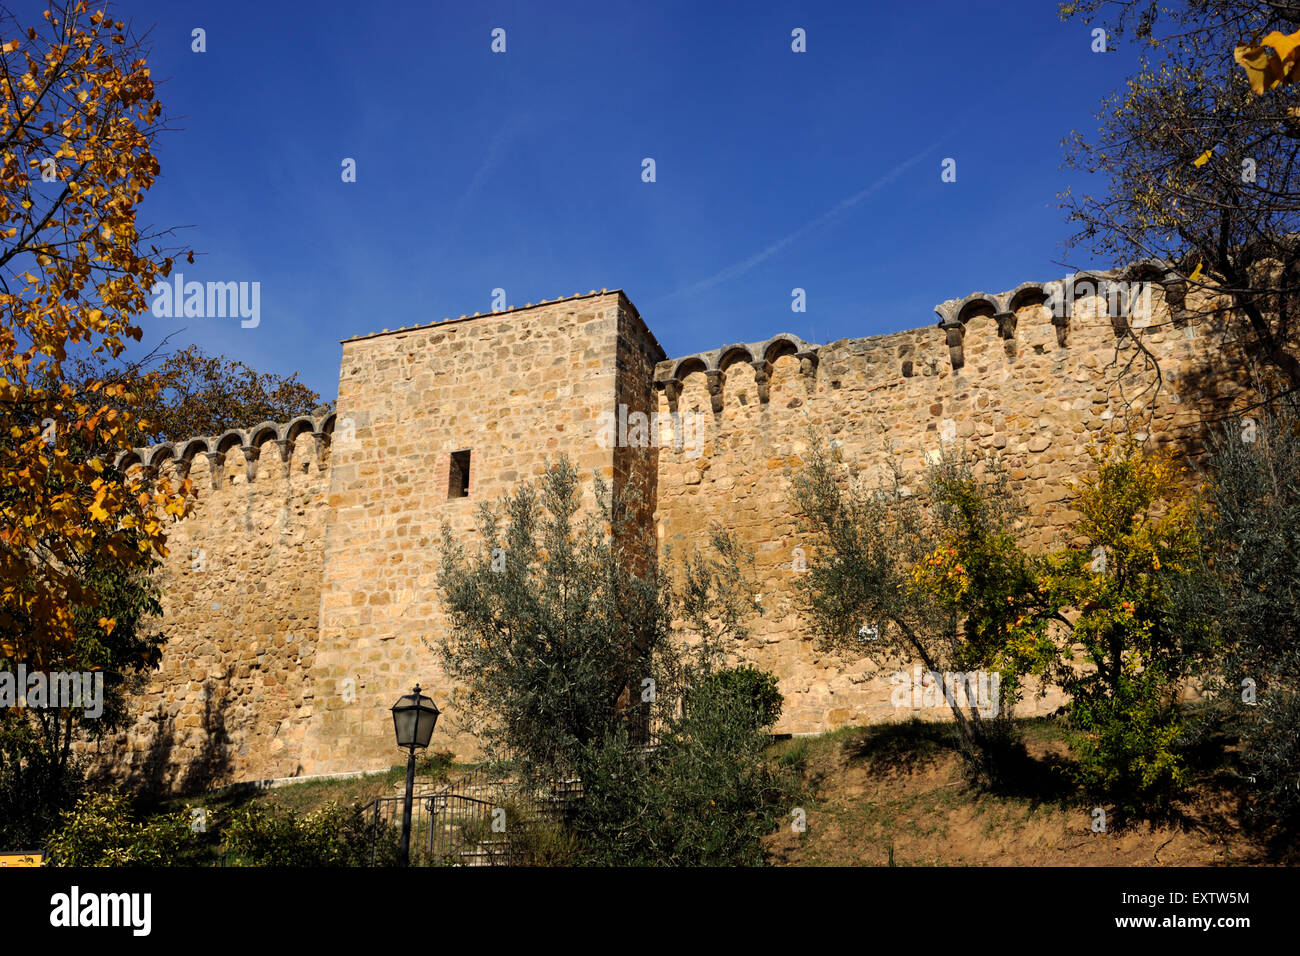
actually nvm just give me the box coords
[650,279,1253,737]
[93,273,1261,791]
[86,417,335,791]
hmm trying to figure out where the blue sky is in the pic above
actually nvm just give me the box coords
[49,0,1137,402]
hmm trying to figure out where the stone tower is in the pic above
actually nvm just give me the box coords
[302,291,664,773]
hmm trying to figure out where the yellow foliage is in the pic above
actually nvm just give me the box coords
[0,3,190,668]
[1234,29,1300,94]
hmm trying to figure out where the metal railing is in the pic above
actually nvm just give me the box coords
[361,765,533,866]
[359,702,672,865]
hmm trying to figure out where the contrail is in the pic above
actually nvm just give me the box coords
[648,138,946,305]
[426,118,526,262]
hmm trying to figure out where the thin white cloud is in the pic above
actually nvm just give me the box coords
[424,117,530,263]
[650,138,946,304]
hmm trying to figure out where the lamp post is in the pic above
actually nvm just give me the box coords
[391,684,439,866]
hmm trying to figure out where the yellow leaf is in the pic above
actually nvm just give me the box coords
[1193,148,1213,167]
[1189,263,1203,281]
[1235,29,1300,94]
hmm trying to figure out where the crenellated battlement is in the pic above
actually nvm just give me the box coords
[114,410,338,488]
[654,333,820,410]
[653,260,1200,415]
[931,260,1188,370]
[932,260,1179,326]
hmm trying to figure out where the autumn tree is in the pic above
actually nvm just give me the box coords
[790,435,1062,780]
[1051,436,1207,809]
[1060,0,1300,397]
[791,429,1210,808]
[0,1,189,671]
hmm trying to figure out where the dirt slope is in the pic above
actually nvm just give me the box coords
[763,722,1286,867]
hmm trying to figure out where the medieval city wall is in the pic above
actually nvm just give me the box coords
[86,418,335,790]
[91,276,1262,792]
[651,281,1254,737]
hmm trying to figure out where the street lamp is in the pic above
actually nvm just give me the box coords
[391,684,439,866]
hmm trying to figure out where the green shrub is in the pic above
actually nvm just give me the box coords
[1182,402,1300,829]
[650,668,798,865]
[513,816,582,866]
[573,665,800,866]
[691,665,783,731]
[0,713,86,850]
[790,436,1058,779]
[44,790,192,866]
[415,748,456,780]
[1055,436,1205,810]
[435,460,806,865]
[223,801,395,866]
[1067,671,1188,809]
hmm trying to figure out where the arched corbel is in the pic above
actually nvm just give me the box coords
[204,451,226,490]
[241,444,261,482]
[1162,271,1188,319]
[995,311,1017,340]
[705,370,725,414]
[1052,314,1070,348]
[274,438,293,464]
[795,349,819,379]
[654,377,682,415]
[311,430,331,465]
[749,359,772,403]
[939,321,965,371]
[994,311,1018,358]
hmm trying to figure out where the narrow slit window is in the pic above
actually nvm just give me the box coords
[449,449,471,498]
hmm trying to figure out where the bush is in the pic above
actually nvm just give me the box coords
[223,801,394,867]
[1049,435,1205,811]
[416,748,456,778]
[437,459,792,865]
[573,665,800,866]
[691,666,782,731]
[1067,671,1188,807]
[44,790,192,866]
[650,667,798,866]
[435,459,677,782]
[512,816,582,865]
[0,713,86,850]
[1184,402,1300,829]
[790,435,1059,780]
